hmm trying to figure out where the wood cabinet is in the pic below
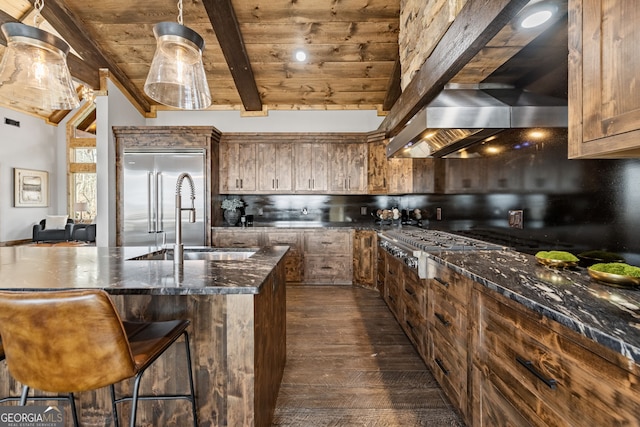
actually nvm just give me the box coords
[256,143,293,193]
[569,0,640,158]
[211,229,261,247]
[367,140,443,194]
[264,230,303,283]
[328,143,368,194]
[293,143,329,193]
[427,259,470,421]
[303,229,353,284]
[381,252,429,363]
[219,141,256,193]
[471,285,640,427]
[353,230,377,289]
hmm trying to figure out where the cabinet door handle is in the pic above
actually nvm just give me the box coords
[240,179,243,189]
[434,312,450,327]
[312,179,315,189]
[516,355,557,389]
[272,179,275,189]
[308,179,311,189]
[435,358,449,376]
[320,266,333,270]
[276,179,279,189]
[235,178,239,188]
[404,286,415,296]
[434,277,449,288]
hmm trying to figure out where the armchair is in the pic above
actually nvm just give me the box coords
[71,223,96,242]
[32,218,74,243]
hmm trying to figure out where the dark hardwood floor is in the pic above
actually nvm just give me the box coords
[272,285,464,426]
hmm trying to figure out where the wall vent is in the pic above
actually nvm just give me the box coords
[4,117,20,127]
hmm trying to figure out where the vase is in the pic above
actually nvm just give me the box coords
[224,209,241,226]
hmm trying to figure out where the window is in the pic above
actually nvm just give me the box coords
[67,102,97,222]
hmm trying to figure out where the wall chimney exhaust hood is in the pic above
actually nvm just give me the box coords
[386,84,568,158]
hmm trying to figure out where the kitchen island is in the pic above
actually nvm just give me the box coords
[0,245,288,426]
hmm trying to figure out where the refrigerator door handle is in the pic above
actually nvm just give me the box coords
[156,172,163,233]
[147,172,154,233]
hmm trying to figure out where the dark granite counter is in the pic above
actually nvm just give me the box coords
[0,245,289,295]
[214,221,381,230]
[429,249,640,364]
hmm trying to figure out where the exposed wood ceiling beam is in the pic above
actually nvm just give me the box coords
[30,0,151,112]
[382,57,402,112]
[379,0,530,137]
[203,0,262,111]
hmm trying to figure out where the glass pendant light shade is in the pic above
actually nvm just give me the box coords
[144,22,211,110]
[0,23,80,110]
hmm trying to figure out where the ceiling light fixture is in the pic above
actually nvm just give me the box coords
[0,0,80,110]
[144,0,211,110]
[518,1,558,29]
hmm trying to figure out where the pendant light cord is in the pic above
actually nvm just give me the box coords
[33,0,44,28]
[177,0,183,25]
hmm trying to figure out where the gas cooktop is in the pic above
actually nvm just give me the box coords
[382,229,508,252]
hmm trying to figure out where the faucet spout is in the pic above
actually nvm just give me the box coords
[174,173,196,267]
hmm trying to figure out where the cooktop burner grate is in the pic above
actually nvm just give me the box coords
[382,229,508,252]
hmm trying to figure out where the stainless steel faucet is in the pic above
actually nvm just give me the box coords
[174,173,196,267]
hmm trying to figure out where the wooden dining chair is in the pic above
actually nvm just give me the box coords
[0,289,197,427]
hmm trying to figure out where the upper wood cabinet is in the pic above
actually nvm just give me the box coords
[569,0,640,158]
[256,143,293,193]
[293,143,329,193]
[328,143,368,194]
[220,141,256,193]
[367,141,389,194]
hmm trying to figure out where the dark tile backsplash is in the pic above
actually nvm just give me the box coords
[221,130,640,264]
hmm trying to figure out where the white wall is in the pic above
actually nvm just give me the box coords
[146,109,384,132]
[95,79,145,246]
[0,107,62,243]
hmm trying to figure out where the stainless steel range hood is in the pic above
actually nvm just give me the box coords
[386,84,568,158]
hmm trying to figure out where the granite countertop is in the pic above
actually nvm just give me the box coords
[0,245,289,295]
[430,249,640,363]
[213,221,386,230]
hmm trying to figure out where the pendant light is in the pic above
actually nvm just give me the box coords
[144,0,211,110]
[0,0,80,110]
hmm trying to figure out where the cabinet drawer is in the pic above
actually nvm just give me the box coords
[428,260,470,305]
[212,231,261,247]
[264,231,302,251]
[478,291,640,427]
[431,330,467,412]
[430,282,467,353]
[403,269,427,318]
[304,256,352,283]
[304,231,352,254]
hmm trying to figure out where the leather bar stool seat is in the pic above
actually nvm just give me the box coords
[0,290,198,427]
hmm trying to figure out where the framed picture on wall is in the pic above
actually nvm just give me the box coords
[14,168,49,207]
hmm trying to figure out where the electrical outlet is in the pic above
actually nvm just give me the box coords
[508,210,523,229]
[257,208,263,216]
[301,207,308,215]
[436,207,442,220]
[360,206,368,215]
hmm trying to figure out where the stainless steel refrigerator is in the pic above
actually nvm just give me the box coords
[122,149,207,246]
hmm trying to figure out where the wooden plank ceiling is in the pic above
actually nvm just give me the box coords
[0,0,401,122]
[0,0,566,131]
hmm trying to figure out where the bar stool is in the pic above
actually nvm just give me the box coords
[0,289,198,427]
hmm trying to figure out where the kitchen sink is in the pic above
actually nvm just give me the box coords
[127,248,257,261]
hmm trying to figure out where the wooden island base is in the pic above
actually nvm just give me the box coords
[0,261,286,427]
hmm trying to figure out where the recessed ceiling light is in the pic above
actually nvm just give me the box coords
[295,50,307,62]
[518,1,558,29]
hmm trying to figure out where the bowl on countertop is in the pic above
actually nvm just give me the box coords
[587,268,640,288]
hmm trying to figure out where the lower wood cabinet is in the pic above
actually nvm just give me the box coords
[212,228,354,285]
[427,259,470,421]
[471,284,640,427]
[264,230,303,283]
[303,230,353,284]
[353,230,377,289]
[377,254,640,427]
